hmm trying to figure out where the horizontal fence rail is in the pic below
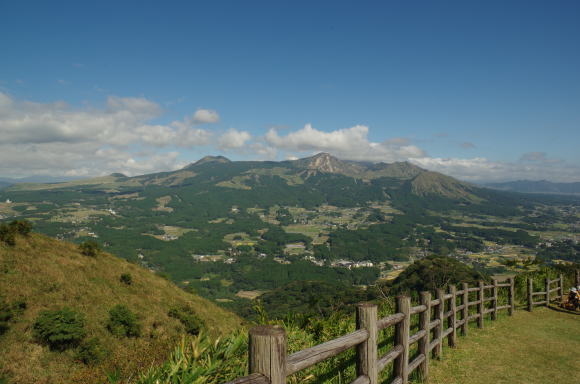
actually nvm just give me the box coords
[223,277,523,384]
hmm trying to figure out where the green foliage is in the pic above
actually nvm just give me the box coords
[120,273,133,285]
[0,220,32,246]
[387,256,488,294]
[79,240,100,257]
[33,307,86,351]
[75,337,107,365]
[168,305,204,335]
[136,332,247,384]
[245,281,372,320]
[107,304,141,338]
[0,299,25,335]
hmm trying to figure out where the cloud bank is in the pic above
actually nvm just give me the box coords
[1,92,578,182]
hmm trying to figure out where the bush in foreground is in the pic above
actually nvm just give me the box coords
[107,304,141,338]
[168,305,204,335]
[79,240,100,257]
[75,337,107,365]
[33,308,86,351]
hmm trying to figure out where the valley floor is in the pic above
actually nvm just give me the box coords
[424,306,580,384]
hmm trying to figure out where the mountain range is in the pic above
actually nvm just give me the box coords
[484,179,580,195]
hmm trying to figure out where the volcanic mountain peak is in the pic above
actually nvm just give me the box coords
[293,153,366,175]
[188,155,231,167]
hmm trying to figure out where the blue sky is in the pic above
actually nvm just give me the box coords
[1,1,579,181]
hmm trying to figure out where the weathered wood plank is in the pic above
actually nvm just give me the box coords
[428,339,439,352]
[391,377,403,384]
[549,287,560,293]
[356,303,378,384]
[286,329,368,375]
[496,283,511,287]
[433,289,444,359]
[377,313,404,330]
[532,292,546,296]
[441,327,453,339]
[410,304,427,315]
[483,284,494,289]
[467,287,480,292]
[351,375,370,384]
[408,354,426,373]
[430,298,441,306]
[508,277,515,316]
[527,278,533,312]
[496,305,511,310]
[224,373,270,384]
[484,308,495,314]
[467,313,480,321]
[477,281,484,329]
[455,304,465,311]
[418,291,431,380]
[467,300,481,306]
[377,345,403,372]
[409,329,427,345]
[429,319,440,330]
[249,326,286,384]
[448,285,457,347]
[394,296,411,383]
[443,293,453,300]
[462,282,469,336]
[558,274,564,300]
[545,278,550,306]
[534,300,548,305]
[491,279,498,321]
[443,309,453,319]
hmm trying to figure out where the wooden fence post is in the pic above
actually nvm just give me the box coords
[462,282,469,335]
[433,289,444,359]
[558,274,564,301]
[356,303,378,384]
[394,296,411,384]
[249,326,287,384]
[508,277,515,316]
[527,278,533,312]
[576,270,580,287]
[477,281,484,329]
[418,291,431,381]
[545,278,550,306]
[491,279,498,321]
[448,285,457,347]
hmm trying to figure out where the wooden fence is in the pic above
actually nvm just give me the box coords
[526,274,564,311]
[224,278,515,384]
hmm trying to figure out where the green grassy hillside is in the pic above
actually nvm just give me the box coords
[0,233,242,384]
[425,307,580,384]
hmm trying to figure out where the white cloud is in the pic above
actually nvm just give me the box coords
[192,108,220,124]
[0,92,217,177]
[265,123,425,162]
[218,129,251,149]
[411,157,580,182]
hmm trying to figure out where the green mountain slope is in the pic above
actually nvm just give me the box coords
[0,233,241,384]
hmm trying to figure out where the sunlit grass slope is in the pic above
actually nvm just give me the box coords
[426,307,580,384]
[0,233,242,384]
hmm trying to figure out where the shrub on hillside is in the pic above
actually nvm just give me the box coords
[0,220,33,246]
[386,255,488,294]
[107,304,141,337]
[0,299,26,335]
[79,240,100,257]
[120,273,133,285]
[75,337,107,365]
[168,305,204,335]
[33,307,86,350]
